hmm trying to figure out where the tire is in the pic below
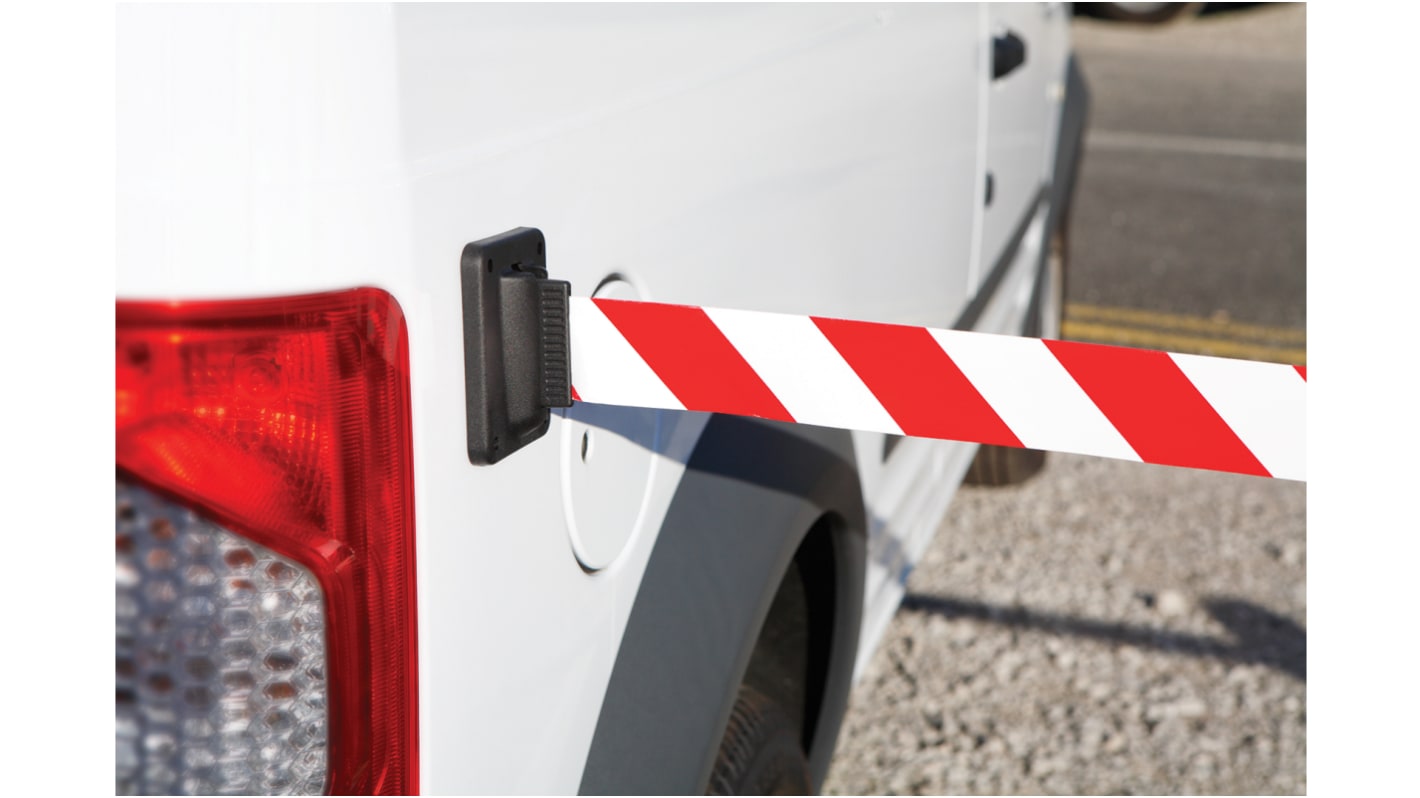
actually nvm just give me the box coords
[1084,2,1203,24]
[964,445,1048,486]
[965,223,1066,487]
[706,686,812,796]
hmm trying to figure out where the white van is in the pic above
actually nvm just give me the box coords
[116,4,1087,794]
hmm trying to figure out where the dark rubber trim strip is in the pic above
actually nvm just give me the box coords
[1025,54,1090,338]
[952,184,1047,332]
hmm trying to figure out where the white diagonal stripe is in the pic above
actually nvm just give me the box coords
[704,306,903,435]
[1169,353,1306,481]
[569,297,684,411]
[928,329,1141,462]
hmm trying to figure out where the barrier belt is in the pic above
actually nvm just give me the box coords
[568,297,1306,482]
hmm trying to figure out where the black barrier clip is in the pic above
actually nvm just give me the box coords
[460,227,572,465]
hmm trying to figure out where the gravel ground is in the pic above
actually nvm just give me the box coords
[816,7,1307,793]
[822,454,1305,795]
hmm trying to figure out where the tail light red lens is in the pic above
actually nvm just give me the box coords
[116,288,417,794]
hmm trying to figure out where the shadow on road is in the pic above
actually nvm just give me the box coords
[900,592,1305,681]
[1075,3,1269,22]
[1198,3,1270,19]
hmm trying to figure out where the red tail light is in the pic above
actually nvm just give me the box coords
[116,288,418,794]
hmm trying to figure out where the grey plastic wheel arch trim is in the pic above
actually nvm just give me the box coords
[577,414,867,795]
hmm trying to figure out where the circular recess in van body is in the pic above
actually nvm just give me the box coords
[560,276,662,571]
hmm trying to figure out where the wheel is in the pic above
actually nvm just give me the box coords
[1083,2,1203,24]
[706,685,812,796]
[964,223,1066,487]
[964,445,1048,486]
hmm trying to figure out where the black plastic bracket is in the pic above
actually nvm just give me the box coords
[460,227,572,465]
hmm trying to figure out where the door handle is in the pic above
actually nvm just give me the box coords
[992,30,1027,80]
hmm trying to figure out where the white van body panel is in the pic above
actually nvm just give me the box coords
[117,4,1069,792]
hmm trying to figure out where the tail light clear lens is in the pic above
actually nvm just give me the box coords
[116,289,417,795]
[116,480,329,794]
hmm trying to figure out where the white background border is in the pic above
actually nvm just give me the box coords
[3,1,1410,793]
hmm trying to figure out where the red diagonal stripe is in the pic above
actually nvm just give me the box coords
[1044,340,1270,477]
[811,316,1021,447]
[594,298,793,422]
[1295,365,1306,381]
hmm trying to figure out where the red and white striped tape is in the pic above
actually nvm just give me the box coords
[569,298,1306,481]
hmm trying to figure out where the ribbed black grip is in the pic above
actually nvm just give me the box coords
[539,280,572,408]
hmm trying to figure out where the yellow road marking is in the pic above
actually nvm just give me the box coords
[1060,320,1307,365]
[1066,303,1307,344]
[1087,129,1307,162]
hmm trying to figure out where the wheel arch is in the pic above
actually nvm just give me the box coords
[577,415,867,795]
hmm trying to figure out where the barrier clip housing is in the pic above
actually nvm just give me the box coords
[460,227,572,465]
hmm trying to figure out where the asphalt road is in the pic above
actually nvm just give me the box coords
[1064,2,1306,356]
[823,5,1307,794]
